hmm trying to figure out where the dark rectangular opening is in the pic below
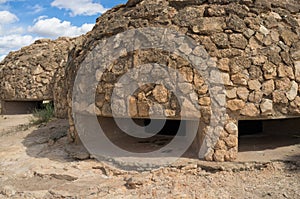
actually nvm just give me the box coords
[238,120,263,136]
[143,119,186,136]
[238,118,300,152]
[1,101,43,115]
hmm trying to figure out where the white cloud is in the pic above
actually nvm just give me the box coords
[51,0,107,16]
[0,10,28,61]
[0,34,36,53]
[0,25,23,36]
[0,1,101,61]
[0,34,37,55]
[0,54,6,61]
[30,4,44,14]
[0,10,22,36]
[0,10,18,24]
[33,15,47,23]
[28,17,93,38]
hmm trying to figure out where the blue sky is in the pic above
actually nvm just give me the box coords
[0,0,127,60]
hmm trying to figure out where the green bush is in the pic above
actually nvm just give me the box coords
[32,102,54,124]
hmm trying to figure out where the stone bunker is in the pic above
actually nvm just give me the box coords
[0,0,299,162]
[66,0,300,162]
[0,37,75,117]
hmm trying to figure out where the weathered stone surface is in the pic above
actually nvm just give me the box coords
[197,85,208,95]
[128,96,138,117]
[164,109,176,117]
[225,88,237,99]
[278,64,294,78]
[227,99,245,111]
[0,37,76,118]
[270,30,280,42]
[240,103,260,117]
[248,66,263,80]
[198,97,211,106]
[290,96,300,114]
[179,67,194,83]
[280,52,293,66]
[192,17,225,34]
[243,25,254,37]
[229,56,251,74]
[126,0,143,7]
[286,81,298,101]
[295,61,300,82]
[263,61,277,79]
[262,80,275,96]
[273,91,289,104]
[181,98,199,119]
[137,101,149,117]
[102,103,112,116]
[237,87,249,101]
[248,91,263,103]
[86,104,101,115]
[221,73,233,86]
[22,0,297,162]
[211,33,229,49]
[231,72,249,86]
[248,79,261,91]
[280,29,298,46]
[260,99,273,116]
[213,150,226,162]
[206,6,226,17]
[226,14,246,33]
[229,34,248,49]
[217,58,230,72]
[249,37,262,52]
[224,147,238,161]
[224,135,238,148]
[153,85,169,103]
[225,122,238,135]
[179,43,192,54]
[275,78,291,92]
[215,139,226,150]
[178,82,193,95]
[259,25,270,36]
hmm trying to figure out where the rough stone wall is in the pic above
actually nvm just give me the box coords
[0,37,76,118]
[53,37,86,118]
[66,0,300,161]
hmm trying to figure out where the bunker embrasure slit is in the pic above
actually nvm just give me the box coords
[143,119,186,136]
[1,100,44,115]
[238,118,300,152]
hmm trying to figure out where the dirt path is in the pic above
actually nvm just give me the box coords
[0,115,299,198]
[0,115,33,136]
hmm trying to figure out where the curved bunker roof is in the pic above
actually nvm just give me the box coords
[0,37,76,117]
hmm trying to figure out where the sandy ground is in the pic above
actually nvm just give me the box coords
[0,115,299,199]
[0,115,33,134]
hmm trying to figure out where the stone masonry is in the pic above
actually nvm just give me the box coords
[66,0,300,162]
[0,37,77,118]
[1,0,299,162]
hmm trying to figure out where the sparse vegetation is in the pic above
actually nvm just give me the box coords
[32,102,54,124]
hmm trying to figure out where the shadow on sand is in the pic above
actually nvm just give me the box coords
[22,119,90,163]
